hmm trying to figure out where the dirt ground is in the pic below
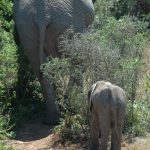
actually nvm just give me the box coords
[3,121,150,150]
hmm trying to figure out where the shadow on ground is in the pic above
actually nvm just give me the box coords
[15,121,52,142]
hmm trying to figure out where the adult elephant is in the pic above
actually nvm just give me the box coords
[13,0,96,125]
[88,81,126,150]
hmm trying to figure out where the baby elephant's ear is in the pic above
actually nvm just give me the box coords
[87,88,92,102]
[87,83,97,101]
[87,87,92,112]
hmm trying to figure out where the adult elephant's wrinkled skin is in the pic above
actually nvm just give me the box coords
[88,81,126,150]
[13,0,96,125]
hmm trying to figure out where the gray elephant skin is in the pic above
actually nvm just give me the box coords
[13,0,96,124]
[88,81,126,150]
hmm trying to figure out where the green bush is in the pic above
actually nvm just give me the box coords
[0,112,16,139]
[0,0,18,139]
[95,0,150,27]
[42,16,149,139]
[143,75,150,101]
[0,28,17,106]
[42,58,89,140]
[124,98,150,136]
[0,27,17,138]
[0,142,14,150]
[0,0,13,31]
[0,0,149,142]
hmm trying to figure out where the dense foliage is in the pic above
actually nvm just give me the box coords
[95,0,150,25]
[0,0,43,137]
[0,0,149,141]
[42,16,149,139]
[0,0,17,138]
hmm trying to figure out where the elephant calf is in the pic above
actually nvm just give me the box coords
[88,81,126,150]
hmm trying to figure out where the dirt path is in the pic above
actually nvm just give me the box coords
[5,122,86,150]
[3,122,150,150]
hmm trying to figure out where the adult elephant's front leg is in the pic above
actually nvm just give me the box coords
[30,55,58,125]
[40,75,58,124]
[29,53,58,125]
[34,52,58,125]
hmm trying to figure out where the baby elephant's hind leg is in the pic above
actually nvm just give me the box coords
[99,110,111,150]
[90,109,99,150]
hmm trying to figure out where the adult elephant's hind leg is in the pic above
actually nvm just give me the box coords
[40,75,58,125]
[17,24,58,125]
[111,107,125,150]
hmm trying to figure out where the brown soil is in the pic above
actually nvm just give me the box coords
[3,121,150,150]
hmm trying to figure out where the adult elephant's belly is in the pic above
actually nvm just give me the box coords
[44,0,95,58]
[44,23,66,57]
[45,14,87,58]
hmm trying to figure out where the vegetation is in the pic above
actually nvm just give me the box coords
[0,0,17,139]
[0,0,149,143]
[42,16,149,139]
[0,142,14,150]
[0,0,43,136]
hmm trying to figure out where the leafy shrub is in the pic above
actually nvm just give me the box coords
[0,0,13,31]
[0,0,149,142]
[0,26,17,138]
[0,112,15,139]
[0,28,17,106]
[95,0,150,27]
[42,58,89,140]
[124,98,150,136]
[0,0,18,139]
[0,142,14,150]
[42,16,149,139]
[0,28,42,140]
[143,75,150,101]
